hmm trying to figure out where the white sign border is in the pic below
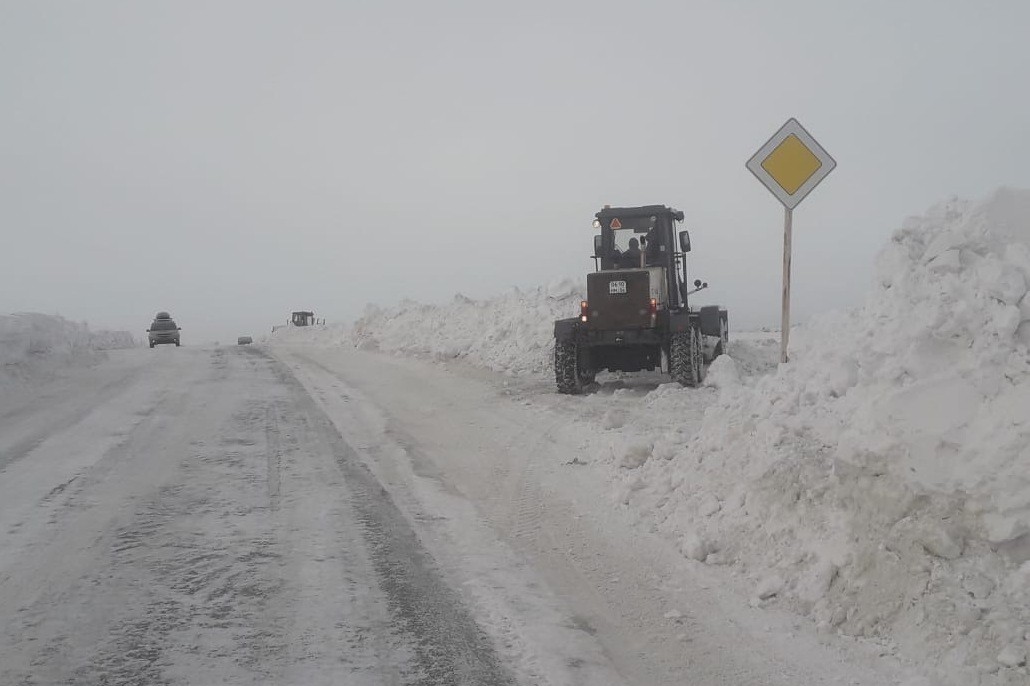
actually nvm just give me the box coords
[746,118,836,209]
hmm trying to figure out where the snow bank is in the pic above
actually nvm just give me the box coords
[89,328,137,351]
[0,313,136,386]
[622,188,1030,685]
[350,280,584,376]
[273,279,586,376]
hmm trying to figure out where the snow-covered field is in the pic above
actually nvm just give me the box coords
[273,188,1030,685]
[0,313,136,388]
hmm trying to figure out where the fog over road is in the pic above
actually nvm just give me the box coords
[0,345,902,685]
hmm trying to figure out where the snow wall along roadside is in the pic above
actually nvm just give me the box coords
[272,281,586,377]
[273,188,1030,683]
[0,313,136,386]
[626,188,1030,685]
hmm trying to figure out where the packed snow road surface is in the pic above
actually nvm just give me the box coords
[0,346,545,685]
[0,344,903,685]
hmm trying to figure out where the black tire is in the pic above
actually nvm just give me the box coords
[555,340,593,394]
[670,326,704,387]
[149,342,155,348]
[174,341,180,347]
[714,316,729,358]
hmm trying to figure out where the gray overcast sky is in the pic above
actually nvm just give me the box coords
[2,1,1029,343]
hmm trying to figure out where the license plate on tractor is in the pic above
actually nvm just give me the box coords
[609,280,627,295]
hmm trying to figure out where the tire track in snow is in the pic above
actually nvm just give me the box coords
[265,403,283,510]
[265,351,517,686]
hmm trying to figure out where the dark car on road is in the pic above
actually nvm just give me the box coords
[147,312,181,348]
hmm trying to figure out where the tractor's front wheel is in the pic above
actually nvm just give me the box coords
[555,340,594,394]
[714,316,729,358]
[670,326,704,387]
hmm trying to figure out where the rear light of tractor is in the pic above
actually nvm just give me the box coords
[649,298,658,315]
[580,300,589,322]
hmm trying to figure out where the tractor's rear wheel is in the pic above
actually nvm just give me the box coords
[555,340,594,394]
[670,326,704,387]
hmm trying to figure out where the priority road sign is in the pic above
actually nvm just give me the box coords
[746,118,836,363]
[746,118,836,210]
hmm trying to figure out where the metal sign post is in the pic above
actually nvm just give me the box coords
[746,118,836,363]
[781,207,792,363]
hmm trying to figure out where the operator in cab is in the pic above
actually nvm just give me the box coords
[620,237,642,268]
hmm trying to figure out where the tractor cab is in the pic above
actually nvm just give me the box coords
[291,311,315,327]
[591,205,692,311]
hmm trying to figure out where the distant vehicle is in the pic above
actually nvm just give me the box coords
[237,336,253,345]
[291,311,315,326]
[147,312,181,348]
[272,311,323,333]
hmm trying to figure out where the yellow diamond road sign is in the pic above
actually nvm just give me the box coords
[747,118,835,209]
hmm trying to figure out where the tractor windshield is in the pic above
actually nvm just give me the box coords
[612,226,645,253]
[602,214,657,269]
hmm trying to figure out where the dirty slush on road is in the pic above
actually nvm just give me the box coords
[0,347,513,686]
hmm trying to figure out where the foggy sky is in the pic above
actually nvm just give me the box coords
[3,1,1029,344]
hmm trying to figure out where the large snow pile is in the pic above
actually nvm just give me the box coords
[620,189,1030,685]
[278,280,587,376]
[0,313,136,386]
[89,328,137,351]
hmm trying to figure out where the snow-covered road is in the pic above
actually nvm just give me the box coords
[0,346,519,685]
[0,344,905,685]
